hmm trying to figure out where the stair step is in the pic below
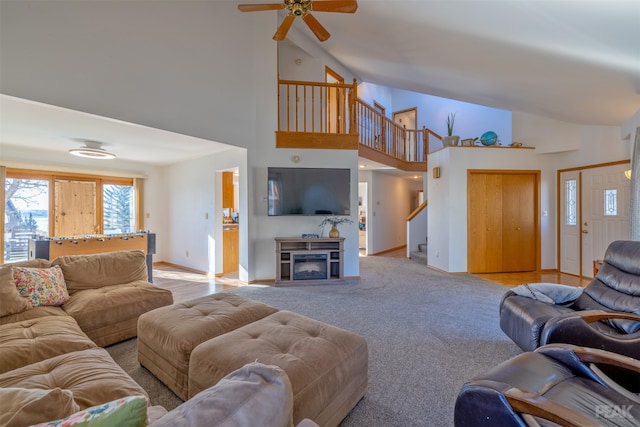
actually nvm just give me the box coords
[410,250,428,264]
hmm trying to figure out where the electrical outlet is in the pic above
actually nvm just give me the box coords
[186,250,189,257]
[435,251,440,258]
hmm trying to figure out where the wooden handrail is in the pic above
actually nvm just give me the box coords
[407,200,427,221]
[277,79,439,166]
[278,79,357,134]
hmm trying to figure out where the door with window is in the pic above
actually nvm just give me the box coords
[560,163,630,278]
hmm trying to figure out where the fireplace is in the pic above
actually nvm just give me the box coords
[292,253,328,281]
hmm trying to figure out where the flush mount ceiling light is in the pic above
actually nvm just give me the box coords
[68,140,116,160]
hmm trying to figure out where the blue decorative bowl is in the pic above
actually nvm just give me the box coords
[481,131,498,146]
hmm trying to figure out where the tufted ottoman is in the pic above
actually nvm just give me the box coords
[189,310,369,427]
[137,293,278,400]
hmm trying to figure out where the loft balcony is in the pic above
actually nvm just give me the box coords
[276,79,442,172]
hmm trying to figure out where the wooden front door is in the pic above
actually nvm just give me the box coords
[468,171,539,273]
[54,179,97,236]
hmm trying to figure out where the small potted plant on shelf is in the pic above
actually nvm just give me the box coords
[319,216,353,238]
[442,113,460,146]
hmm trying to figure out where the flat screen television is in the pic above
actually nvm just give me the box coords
[268,167,351,216]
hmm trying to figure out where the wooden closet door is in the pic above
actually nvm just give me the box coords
[468,171,538,273]
[502,173,536,272]
[468,173,503,273]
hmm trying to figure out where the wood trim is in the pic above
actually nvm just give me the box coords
[154,261,208,275]
[276,131,358,150]
[558,159,630,174]
[407,200,428,221]
[368,245,407,256]
[358,144,427,172]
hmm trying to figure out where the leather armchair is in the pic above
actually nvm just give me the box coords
[454,344,640,427]
[499,240,640,358]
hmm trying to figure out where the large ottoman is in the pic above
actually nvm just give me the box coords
[189,310,369,427]
[137,293,278,400]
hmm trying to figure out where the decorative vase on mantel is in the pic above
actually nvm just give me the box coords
[442,135,460,146]
[329,225,340,238]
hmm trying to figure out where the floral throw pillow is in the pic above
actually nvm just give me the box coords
[13,265,70,307]
[31,395,148,427]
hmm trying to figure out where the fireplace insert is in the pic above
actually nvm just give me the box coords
[292,253,328,280]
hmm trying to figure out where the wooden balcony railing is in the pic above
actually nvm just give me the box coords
[276,79,440,170]
[277,79,359,149]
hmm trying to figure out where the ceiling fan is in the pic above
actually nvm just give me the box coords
[238,0,358,42]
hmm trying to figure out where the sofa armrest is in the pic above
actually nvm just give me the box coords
[150,362,294,427]
[540,311,640,359]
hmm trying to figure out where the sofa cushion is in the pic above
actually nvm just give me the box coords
[13,265,70,307]
[0,306,68,326]
[151,363,294,427]
[62,281,173,347]
[0,265,31,317]
[0,348,149,410]
[53,250,148,292]
[33,395,148,427]
[0,387,80,427]
[0,316,96,374]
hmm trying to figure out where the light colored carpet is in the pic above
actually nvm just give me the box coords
[107,255,521,427]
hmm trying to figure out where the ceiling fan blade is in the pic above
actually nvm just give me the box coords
[273,14,296,41]
[302,13,331,42]
[238,3,285,12]
[311,0,358,13]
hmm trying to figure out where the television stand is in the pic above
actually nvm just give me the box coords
[275,237,345,286]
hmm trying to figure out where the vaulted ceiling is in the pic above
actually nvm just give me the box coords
[1,0,638,167]
[289,0,639,126]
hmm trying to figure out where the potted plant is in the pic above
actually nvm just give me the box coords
[319,216,353,238]
[442,113,460,146]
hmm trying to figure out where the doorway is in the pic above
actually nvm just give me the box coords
[358,182,368,252]
[325,66,344,134]
[393,107,417,161]
[559,162,631,278]
[221,168,239,275]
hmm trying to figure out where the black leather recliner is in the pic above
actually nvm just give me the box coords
[499,240,640,359]
[454,344,640,427]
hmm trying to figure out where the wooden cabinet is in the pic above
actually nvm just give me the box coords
[222,227,239,274]
[275,237,344,286]
[468,171,538,273]
[222,171,234,211]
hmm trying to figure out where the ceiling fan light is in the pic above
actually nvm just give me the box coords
[68,140,116,159]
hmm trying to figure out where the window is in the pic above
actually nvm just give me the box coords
[3,169,139,263]
[604,189,617,216]
[4,178,49,261]
[103,184,135,234]
[565,179,577,225]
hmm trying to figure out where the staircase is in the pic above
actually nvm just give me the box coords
[410,242,428,265]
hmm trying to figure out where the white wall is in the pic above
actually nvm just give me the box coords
[428,117,631,273]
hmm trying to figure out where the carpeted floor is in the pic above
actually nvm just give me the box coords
[107,255,522,427]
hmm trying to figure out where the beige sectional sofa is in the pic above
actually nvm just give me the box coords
[0,250,174,426]
[0,250,323,427]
